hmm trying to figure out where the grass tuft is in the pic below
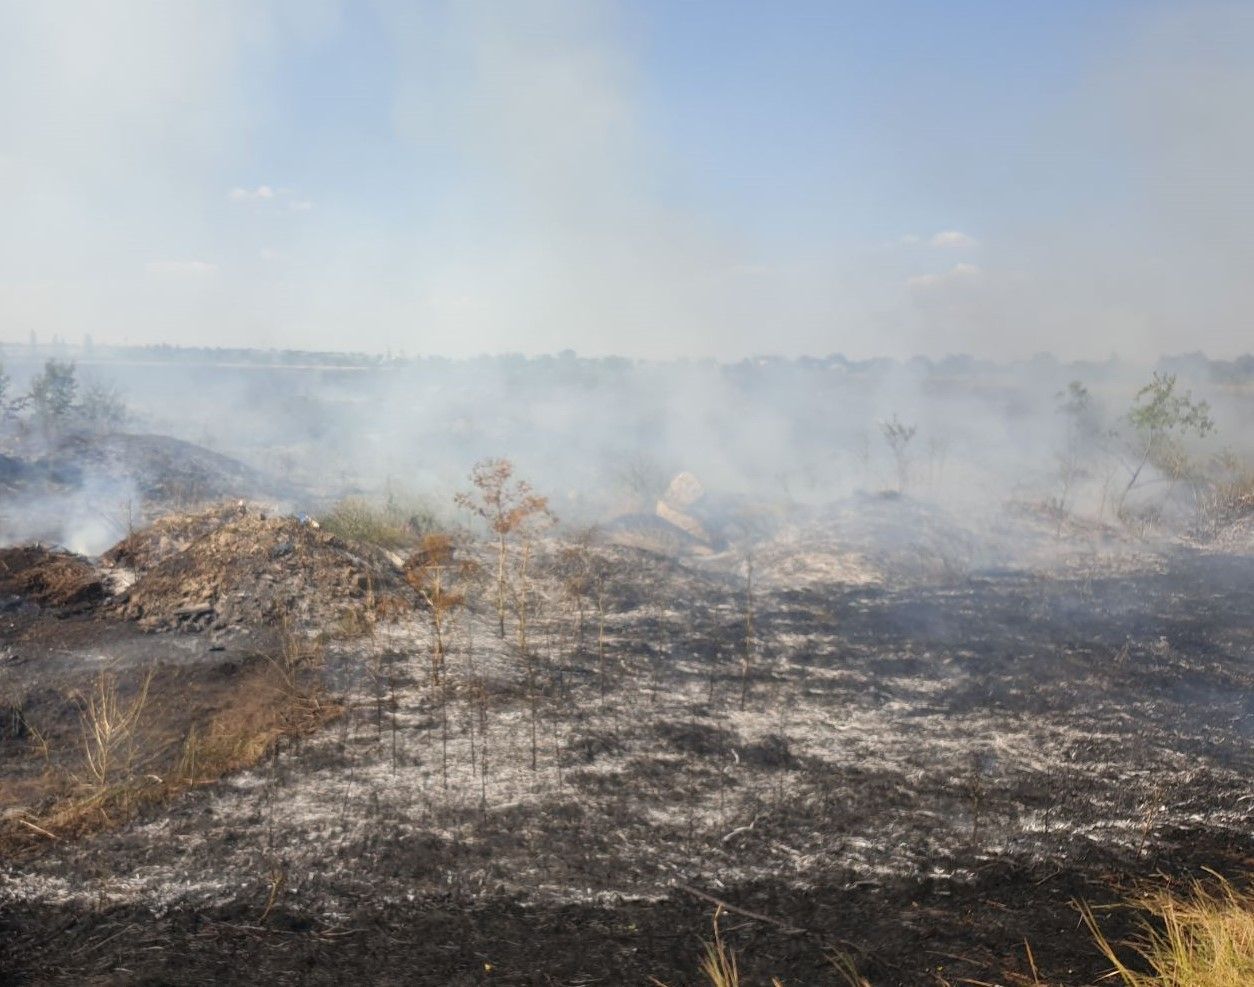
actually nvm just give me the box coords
[317,494,437,550]
[1082,872,1254,987]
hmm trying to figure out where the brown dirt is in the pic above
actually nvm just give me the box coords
[0,547,104,609]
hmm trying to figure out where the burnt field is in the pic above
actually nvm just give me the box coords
[0,498,1250,985]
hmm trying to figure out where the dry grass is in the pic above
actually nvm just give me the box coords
[651,907,781,987]
[652,907,872,987]
[1082,873,1254,987]
[76,667,152,793]
[0,654,338,855]
[318,495,436,550]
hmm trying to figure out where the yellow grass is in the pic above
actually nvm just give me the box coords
[1082,873,1254,987]
[653,906,872,987]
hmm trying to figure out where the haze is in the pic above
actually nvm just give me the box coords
[2,1,1252,361]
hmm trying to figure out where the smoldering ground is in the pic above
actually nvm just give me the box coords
[3,345,1253,556]
[0,345,1251,985]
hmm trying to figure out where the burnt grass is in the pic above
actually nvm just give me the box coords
[1,541,1252,985]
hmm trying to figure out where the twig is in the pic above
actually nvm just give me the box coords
[16,817,60,841]
[672,883,805,935]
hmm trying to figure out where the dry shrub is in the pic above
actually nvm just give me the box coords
[1198,455,1254,528]
[318,495,434,550]
[76,667,152,793]
[651,908,804,987]
[0,648,338,855]
[1082,873,1254,987]
[176,668,333,786]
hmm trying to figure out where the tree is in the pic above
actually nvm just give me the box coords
[1053,380,1099,525]
[455,458,554,637]
[75,381,128,433]
[879,415,917,493]
[0,360,18,420]
[29,359,77,435]
[1118,373,1214,514]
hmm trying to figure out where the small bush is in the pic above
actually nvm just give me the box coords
[318,495,437,550]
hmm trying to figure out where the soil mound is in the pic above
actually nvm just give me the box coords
[102,502,252,572]
[0,546,104,608]
[49,432,286,505]
[111,510,418,632]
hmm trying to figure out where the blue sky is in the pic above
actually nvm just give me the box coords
[1,1,1251,359]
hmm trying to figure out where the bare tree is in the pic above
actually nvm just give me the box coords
[879,415,917,493]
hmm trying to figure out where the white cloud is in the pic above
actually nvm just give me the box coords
[228,185,314,212]
[930,230,977,248]
[907,262,981,290]
[145,260,217,275]
[228,185,275,201]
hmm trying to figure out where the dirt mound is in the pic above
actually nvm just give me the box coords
[111,510,418,632]
[49,432,285,505]
[0,546,104,608]
[102,502,251,572]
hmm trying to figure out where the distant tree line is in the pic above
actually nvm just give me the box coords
[0,358,127,439]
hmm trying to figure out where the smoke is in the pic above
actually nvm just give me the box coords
[0,4,1252,560]
[1,2,1251,360]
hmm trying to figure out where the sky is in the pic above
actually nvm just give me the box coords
[0,0,1252,361]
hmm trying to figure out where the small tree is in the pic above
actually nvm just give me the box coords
[75,381,128,433]
[403,533,474,685]
[455,458,553,637]
[557,527,599,654]
[1118,373,1214,514]
[879,415,917,493]
[29,359,78,435]
[1053,380,1099,525]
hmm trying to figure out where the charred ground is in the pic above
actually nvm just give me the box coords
[0,495,1250,985]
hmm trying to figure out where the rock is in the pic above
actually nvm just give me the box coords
[656,471,712,545]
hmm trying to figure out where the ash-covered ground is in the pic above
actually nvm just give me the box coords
[0,492,1250,986]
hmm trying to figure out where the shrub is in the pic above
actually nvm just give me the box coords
[318,495,437,550]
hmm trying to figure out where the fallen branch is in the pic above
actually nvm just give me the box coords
[672,882,805,935]
[16,817,60,841]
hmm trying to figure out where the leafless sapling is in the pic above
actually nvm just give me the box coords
[740,554,755,710]
[455,458,553,638]
[878,415,917,493]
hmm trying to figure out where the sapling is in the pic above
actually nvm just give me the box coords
[403,533,474,686]
[508,536,541,771]
[596,568,608,702]
[455,458,553,638]
[1053,380,1098,531]
[879,415,917,493]
[740,554,755,711]
[1117,372,1214,517]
